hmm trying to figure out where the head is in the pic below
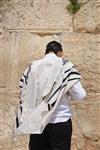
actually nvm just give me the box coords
[45,41,63,57]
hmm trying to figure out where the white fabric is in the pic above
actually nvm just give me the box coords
[20,53,63,107]
[14,53,81,135]
[49,82,86,123]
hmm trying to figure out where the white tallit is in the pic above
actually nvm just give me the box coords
[14,53,81,135]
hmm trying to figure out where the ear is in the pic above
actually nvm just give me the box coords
[57,51,63,57]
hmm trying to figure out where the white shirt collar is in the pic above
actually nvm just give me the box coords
[45,52,57,59]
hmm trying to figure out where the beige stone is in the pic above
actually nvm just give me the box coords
[61,32,100,93]
[1,31,54,91]
[1,1,72,31]
[61,33,100,150]
[74,0,100,33]
[1,31,100,150]
[0,93,29,150]
[1,0,100,150]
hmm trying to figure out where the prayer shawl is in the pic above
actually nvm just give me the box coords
[14,53,81,135]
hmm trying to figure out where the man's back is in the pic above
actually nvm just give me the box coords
[16,41,86,150]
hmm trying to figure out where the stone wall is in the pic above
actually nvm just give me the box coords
[0,0,100,150]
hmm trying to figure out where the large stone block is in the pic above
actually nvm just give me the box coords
[1,31,100,95]
[71,98,100,150]
[1,30,100,91]
[0,32,2,88]
[1,0,100,150]
[61,32,100,95]
[1,1,72,31]
[72,101,100,150]
[1,31,56,91]
[74,0,100,33]
[0,93,29,150]
[59,33,100,149]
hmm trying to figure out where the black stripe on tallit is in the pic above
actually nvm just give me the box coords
[16,115,19,128]
[63,72,80,83]
[47,85,61,102]
[20,106,22,113]
[24,65,31,85]
[22,73,27,85]
[64,68,71,73]
[50,83,68,107]
[19,79,24,82]
[68,77,80,81]
[47,62,69,102]
[19,85,23,88]
[61,83,67,89]
[48,104,51,111]
[61,78,80,89]
[19,100,22,104]
[47,73,80,103]
[48,101,56,110]
[64,66,74,73]
[16,105,23,128]
[23,73,26,79]
[51,101,56,107]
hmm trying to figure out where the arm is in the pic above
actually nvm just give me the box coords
[68,81,86,101]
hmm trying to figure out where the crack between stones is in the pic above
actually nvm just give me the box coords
[72,0,92,33]
[72,15,75,32]
[31,0,35,7]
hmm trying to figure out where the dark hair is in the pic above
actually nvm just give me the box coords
[45,41,63,55]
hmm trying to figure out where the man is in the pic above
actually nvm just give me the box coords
[17,41,86,150]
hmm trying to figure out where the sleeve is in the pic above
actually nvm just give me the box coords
[68,81,86,101]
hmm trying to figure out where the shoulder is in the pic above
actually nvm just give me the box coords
[62,58,69,65]
[62,58,74,69]
[31,59,44,72]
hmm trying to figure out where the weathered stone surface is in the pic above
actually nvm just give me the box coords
[1,30,100,150]
[1,31,55,91]
[61,32,100,94]
[71,101,100,150]
[74,0,100,33]
[1,1,72,31]
[1,0,100,150]
[0,93,29,150]
[0,32,2,88]
[61,32,100,150]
